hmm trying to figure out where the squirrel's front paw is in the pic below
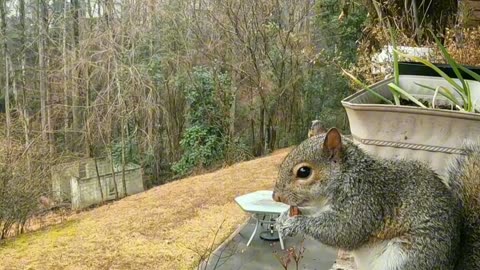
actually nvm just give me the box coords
[275,213,302,237]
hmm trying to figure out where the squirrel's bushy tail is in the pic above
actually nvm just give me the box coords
[449,142,480,269]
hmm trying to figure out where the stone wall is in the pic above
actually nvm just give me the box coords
[52,160,85,202]
[70,166,144,209]
[52,158,144,209]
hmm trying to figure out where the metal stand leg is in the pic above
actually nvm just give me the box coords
[278,230,285,250]
[247,215,259,246]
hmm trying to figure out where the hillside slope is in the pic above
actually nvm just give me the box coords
[0,149,291,270]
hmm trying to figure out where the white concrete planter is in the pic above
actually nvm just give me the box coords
[342,75,480,179]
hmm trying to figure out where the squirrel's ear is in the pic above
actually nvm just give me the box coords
[323,128,342,161]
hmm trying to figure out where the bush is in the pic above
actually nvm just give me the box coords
[0,141,50,239]
[172,67,231,175]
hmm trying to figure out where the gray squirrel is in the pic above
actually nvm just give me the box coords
[273,127,480,270]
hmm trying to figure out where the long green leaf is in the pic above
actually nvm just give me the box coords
[440,86,468,112]
[415,83,461,105]
[429,31,474,111]
[459,66,479,110]
[388,83,427,108]
[389,30,399,86]
[388,25,401,105]
[341,68,394,104]
[440,86,461,104]
[460,66,480,111]
[465,82,473,112]
[459,65,480,112]
[431,33,468,93]
[458,65,480,82]
[395,50,466,96]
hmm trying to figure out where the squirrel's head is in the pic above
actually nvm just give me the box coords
[273,127,343,214]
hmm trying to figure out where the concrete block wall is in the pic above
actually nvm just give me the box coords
[53,158,144,209]
[52,162,82,202]
[70,166,144,209]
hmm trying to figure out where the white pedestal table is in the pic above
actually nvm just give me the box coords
[235,190,289,250]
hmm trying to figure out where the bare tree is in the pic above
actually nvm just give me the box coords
[37,0,49,146]
[1,0,10,144]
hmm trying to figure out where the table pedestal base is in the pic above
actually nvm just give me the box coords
[260,231,279,241]
[246,213,284,250]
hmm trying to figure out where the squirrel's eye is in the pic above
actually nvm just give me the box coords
[296,166,311,178]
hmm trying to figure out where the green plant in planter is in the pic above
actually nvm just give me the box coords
[341,68,393,104]
[343,33,480,112]
[394,35,480,112]
[348,0,479,112]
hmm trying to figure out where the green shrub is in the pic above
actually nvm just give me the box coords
[172,67,231,175]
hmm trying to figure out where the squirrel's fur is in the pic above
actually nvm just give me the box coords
[274,128,479,270]
[448,142,480,269]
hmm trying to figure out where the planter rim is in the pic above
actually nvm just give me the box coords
[342,76,480,120]
[341,100,480,120]
[398,61,480,80]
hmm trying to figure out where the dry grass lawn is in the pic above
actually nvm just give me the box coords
[0,148,292,270]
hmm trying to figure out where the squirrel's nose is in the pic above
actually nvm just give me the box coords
[272,191,282,203]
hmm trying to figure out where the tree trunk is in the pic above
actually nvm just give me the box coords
[113,54,128,196]
[71,0,83,149]
[229,85,236,140]
[258,107,265,156]
[120,119,128,196]
[85,68,91,157]
[38,0,48,145]
[250,89,255,156]
[85,0,93,19]
[1,0,11,144]
[93,157,105,202]
[109,150,119,199]
[19,0,32,176]
[63,0,70,148]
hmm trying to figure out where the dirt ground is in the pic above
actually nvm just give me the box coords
[0,149,293,270]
